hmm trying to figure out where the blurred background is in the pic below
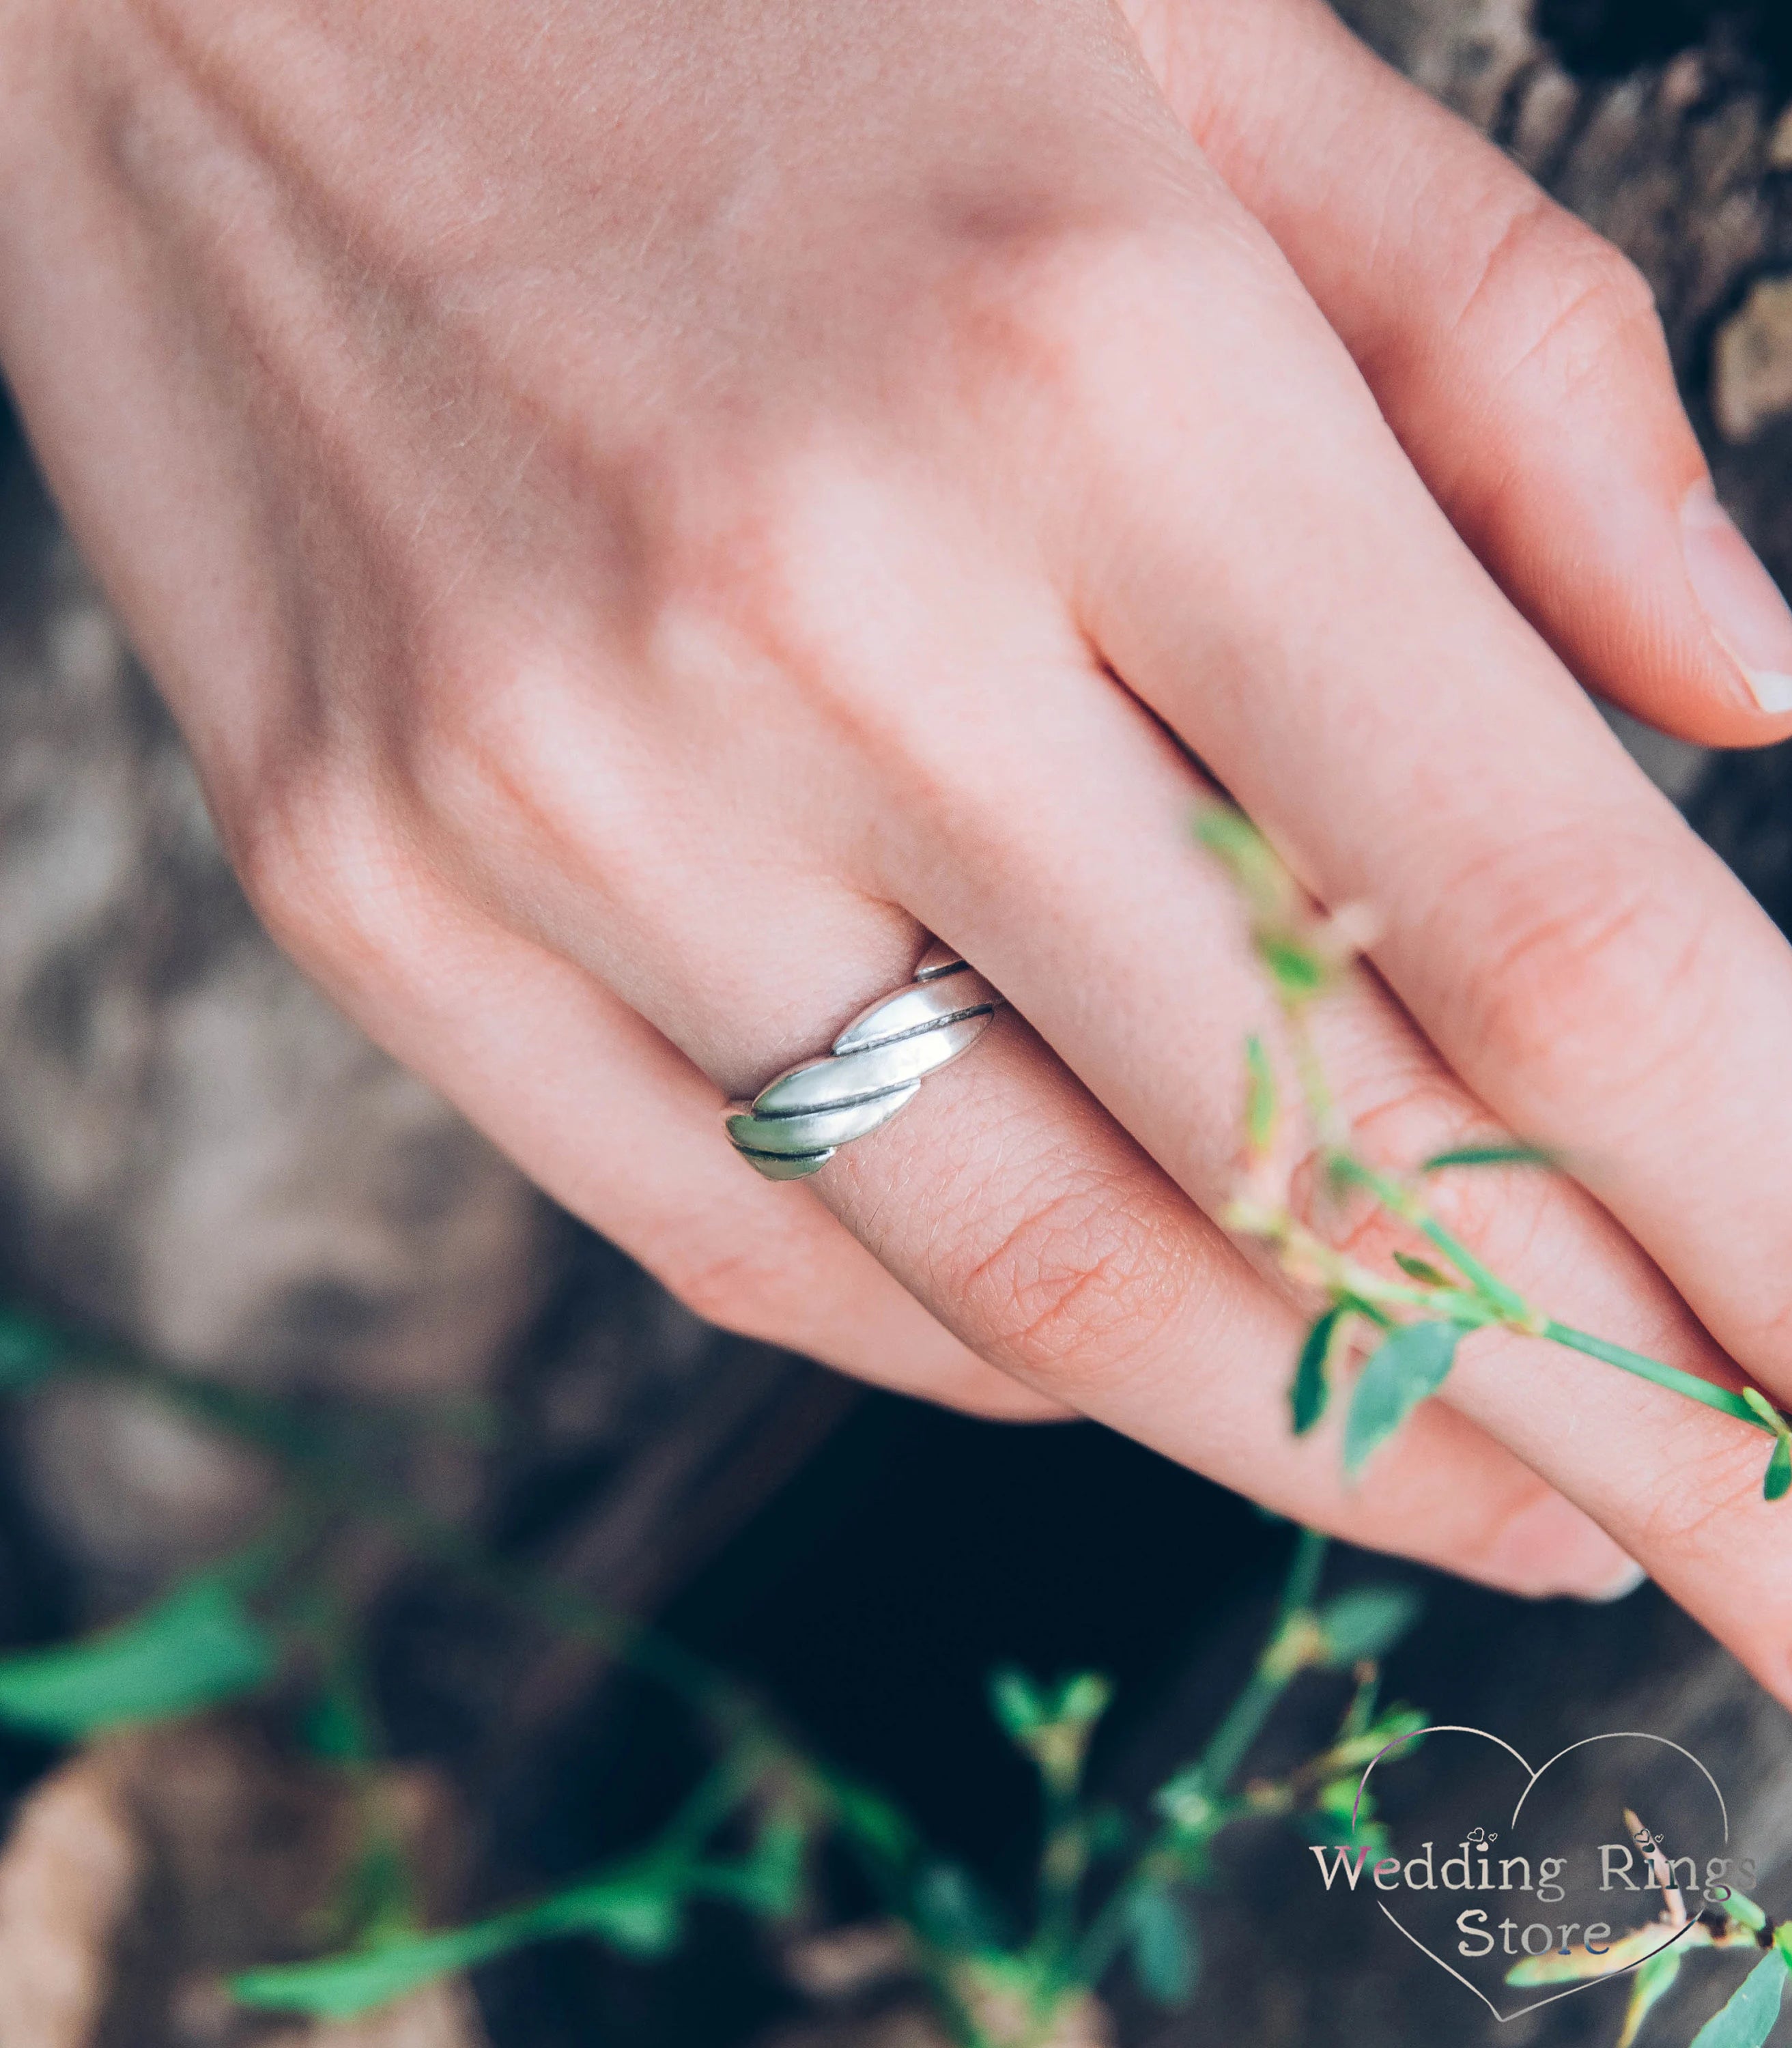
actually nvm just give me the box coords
[4,1,1792,2043]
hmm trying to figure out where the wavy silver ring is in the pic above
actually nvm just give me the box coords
[725,940,1006,1180]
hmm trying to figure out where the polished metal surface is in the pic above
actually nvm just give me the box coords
[726,940,1004,1179]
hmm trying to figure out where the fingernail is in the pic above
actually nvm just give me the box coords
[1681,481,1792,713]
[1585,1556,1648,1605]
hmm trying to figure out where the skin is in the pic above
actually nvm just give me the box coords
[8,1,1792,1688]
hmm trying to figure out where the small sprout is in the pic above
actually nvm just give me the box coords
[1741,1388,1792,1503]
[988,1668,1113,1793]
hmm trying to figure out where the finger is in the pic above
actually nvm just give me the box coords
[803,1003,1632,1601]
[240,706,1632,1600]
[1126,0,1792,741]
[1053,194,1792,1433]
[849,615,1792,1693]
[231,813,1065,1423]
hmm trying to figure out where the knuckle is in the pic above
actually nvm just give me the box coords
[1631,1428,1778,1560]
[388,634,535,838]
[231,762,362,954]
[938,1157,1202,1388]
[647,461,885,715]
[1473,1476,1619,1599]
[1296,1075,1559,1280]
[656,1237,806,1346]
[231,753,429,979]
[949,207,1245,412]
[1455,193,1660,399]
[1440,823,1713,1112]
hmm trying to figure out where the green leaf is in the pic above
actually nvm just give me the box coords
[911,1862,1006,1956]
[1618,1945,1683,2048]
[1343,1322,1464,1478]
[0,1308,70,1391]
[1291,1309,1346,1437]
[233,1923,520,2019]
[694,1812,808,1920]
[232,1864,691,2020]
[1741,1387,1788,1436]
[304,1684,375,1765]
[1255,935,1328,1000]
[1244,1034,1277,1154]
[1739,1390,1792,1502]
[1421,1143,1554,1173]
[1053,1673,1113,1728]
[989,1669,1111,1791]
[1083,1802,1133,1859]
[1314,1586,1423,1667]
[528,1867,685,1955]
[328,1830,416,1949]
[1391,1251,1449,1286]
[1303,1804,1389,1858]
[1192,806,1279,900]
[822,1770,918,1866]
[1507,1920,1681,1986]
[1729,1890,1769,1935]
[1690,1948,1791,2048]
[0,1574,277,1737]
[989,1668,1048,1739]
[1126,1883,1199,2006]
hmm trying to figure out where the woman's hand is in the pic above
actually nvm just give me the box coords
[9,0,1792,1686]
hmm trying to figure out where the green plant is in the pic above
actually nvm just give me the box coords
[1505,1815,1792,2048]
[0,1311,1427,2046]
[1195,806,1792,1496]
[0,807,1777,2047]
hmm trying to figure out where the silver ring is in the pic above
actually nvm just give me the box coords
[725,940,1005,1180]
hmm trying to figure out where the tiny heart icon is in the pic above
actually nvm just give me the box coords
[1310,1725,1740,2023]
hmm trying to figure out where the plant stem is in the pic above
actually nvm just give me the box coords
[1300,1151,1778,1438]
[1197,1528,1327,1793]
[1032,1775,1088,1993]
[1277,1526,1328,1627]
[1075,1526,1331,1989]
[1541,1322,1769,1432]
[1325,1154,1528,1320]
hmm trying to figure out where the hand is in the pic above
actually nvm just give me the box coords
[8,0,1792,1687]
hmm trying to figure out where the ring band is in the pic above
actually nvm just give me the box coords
[725,940,1006,1180]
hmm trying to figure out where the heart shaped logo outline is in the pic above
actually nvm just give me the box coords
[1352,1724,1730,2025]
